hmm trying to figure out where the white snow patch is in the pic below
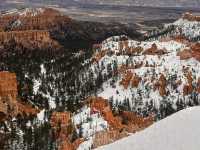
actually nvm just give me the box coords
[96,107,200,150]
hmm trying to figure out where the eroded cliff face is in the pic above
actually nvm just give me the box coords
[177,43,200,62]
[0,8,70,50]
[0,8,72,31]
[0,72,18,121]
[0,71,38,122]
[0,30,50,43]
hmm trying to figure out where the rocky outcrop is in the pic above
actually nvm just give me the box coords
[119,71,142,89]
[177,49,193,60]
[119,40,129,52]
[191,43,200,61]
[131,74,141,88]
[0,71,18,99]
[0,15,18,31]
[182,12,200,22]
[50,112,71,128]
[50,111,84,150]
[89,97,154,148]
[0,30,51,43]
[126,46,143,55]
[121,111,154,131]
[92,130,127,148]
[0,8,71,31]
[183,72,194,96]
[0,72,18,120]
[120,71,133,89]
[92,50,107,63]
[0,71,38,121]
[178,43,200,61]
[88,97,124,130]
[154,74,167,96]
[143,43,167,55]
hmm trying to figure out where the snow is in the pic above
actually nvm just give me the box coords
[33,79,41,94]
[170,18,200,39]
[73,106,108,150]
[77,137,93,150]
[2,8,44,17]
[37,109,45,122]
[80,113,108,138]
[94,38,200,109]
[19,8,44,17]
[72,106,108,138]
[72,106,91,126]
[96,106,200,150]
[40,64,46,75]
[48,97,56,109]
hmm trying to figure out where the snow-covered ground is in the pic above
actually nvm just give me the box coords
[164,16,200,39]
[96,106,200,150]
[172,18,200,38]
[92,38,200,110]
[2,8,45,17]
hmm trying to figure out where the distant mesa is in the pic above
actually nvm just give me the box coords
[182,12,200,21]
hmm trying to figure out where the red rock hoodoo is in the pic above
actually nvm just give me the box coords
[143,43,166,55]
[0,71,38,121]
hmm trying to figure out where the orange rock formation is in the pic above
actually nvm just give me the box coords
[50,112,71,128]
[177,43,200,62]
[0,30,51,43]
[0,8,71,31]
[143,43,167,55]
[88,97,124,130]
[120,71,133,89]
[154,74,167,96]
[131,74,141,88]
[183,72,194,96]
[88,97,154,148]
[0,71,38,121]
[182,12,200,22]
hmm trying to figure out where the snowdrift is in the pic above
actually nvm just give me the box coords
[97,107,200,150]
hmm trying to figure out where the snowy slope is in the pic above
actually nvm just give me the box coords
[2,8,44,16]
[91,37,200,111]
[97,106,200,150]
[173,18,200,39]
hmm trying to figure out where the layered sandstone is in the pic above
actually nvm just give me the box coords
[0,30,50,43]
[59,138,84,150]
[92,130,127,148]
[0,72,18,120]
[50,112,71,128]
[0,72,18,99]
[0,71,38,121]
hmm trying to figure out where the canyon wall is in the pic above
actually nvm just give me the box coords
[0,30,51,43]
[0,71,38,121]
